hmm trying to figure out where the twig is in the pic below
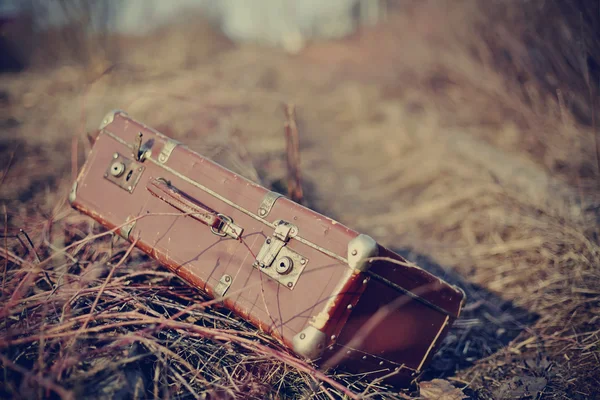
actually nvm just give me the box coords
[284,104,304,204]
[0,353,74,400]
[2,204,8,297]
[0,244,25,266]
[153,357,161,399]
[71,135,78,186]
[17,229,41,264]
[54,238,138,380]
[0,146,17,187]
[72,238,138,340]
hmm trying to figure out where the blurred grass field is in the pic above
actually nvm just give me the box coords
[1,1,599,399]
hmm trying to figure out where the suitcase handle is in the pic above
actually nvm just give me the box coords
[146,178,243,239]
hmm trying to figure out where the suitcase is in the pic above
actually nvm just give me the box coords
[69,110,465,386]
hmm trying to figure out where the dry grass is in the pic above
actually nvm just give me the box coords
[1,0,599,398]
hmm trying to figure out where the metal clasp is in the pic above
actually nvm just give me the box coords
[252,220,307,290]
[211,214,243,240]
[253,220,293,269]
[104,153,145,193]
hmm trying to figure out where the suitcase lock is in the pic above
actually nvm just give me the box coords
[104,153,145,193]
[252,220,308,290]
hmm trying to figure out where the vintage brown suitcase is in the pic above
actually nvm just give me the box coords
[69,110,465,386]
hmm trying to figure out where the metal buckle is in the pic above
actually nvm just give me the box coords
[210,214,243,240]
[252,220,307,290]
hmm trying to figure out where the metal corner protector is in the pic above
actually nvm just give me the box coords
[347,234,379,272]
[99,109,127,130]
[292,325,327,360]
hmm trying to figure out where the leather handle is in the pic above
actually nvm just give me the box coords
[147,178,222,229]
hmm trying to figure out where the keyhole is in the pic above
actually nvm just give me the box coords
[109,161,125,177]
[126,170,133,181]
[276,256,293,275]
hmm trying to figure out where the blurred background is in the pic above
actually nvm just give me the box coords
[1,1,599,399]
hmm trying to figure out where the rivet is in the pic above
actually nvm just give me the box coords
[224,275,231,282]
[351,249,358,256]
[328,346,334,351]
[299,333,306,340]
[362,356,367,360]
[330,335,336,341]
[379,361,384,366]
[287,282,293,288]
[394,367,400,371]
[300,258,306,265]
[127,186,132,191]
[259,209,266,216]
[346,350,351,355]
[113,153,118,159]
[347,304,353,310]
[266,238,271,244]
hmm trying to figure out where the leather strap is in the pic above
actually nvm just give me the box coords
[147,178,223,230]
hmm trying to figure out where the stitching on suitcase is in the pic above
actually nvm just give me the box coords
[329,343,417,371]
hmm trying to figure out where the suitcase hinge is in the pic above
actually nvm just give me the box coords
[252,220,308,290]
[258,191,282,217]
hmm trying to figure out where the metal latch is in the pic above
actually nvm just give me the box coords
[252,220,308,290]
[104,153,145,193]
